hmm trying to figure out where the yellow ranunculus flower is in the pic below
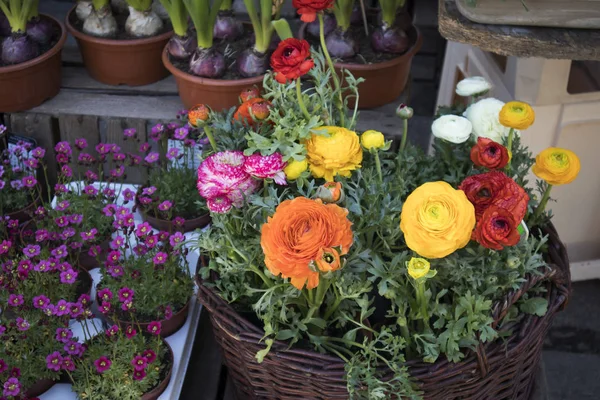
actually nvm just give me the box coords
[499,101,535,130]
[361,130,385,150]
[532,147,580,185]
[306,126,363,182]
[407,257,430,279]
[400,181,476,259]
[284,158,308,180]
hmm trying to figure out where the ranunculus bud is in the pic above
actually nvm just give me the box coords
[361,130,385,150]
[250,100,271,120]
[314,181,344,204]
[284,159,308,180]
[432,115,472,144]
[455,76,492,97]
[406,257,431,280]
[188,104,210,127]
[240,87,260,103]
[396,104,413,120]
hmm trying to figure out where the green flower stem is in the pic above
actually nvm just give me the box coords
[318,13,345,127]
[203,125,218,152]
[379,0,404,28]
[532,183,553,222]
[250,265,273,288]
[159,0,189,37]
[506,128,515,154]
[399,119,408,153]
[415,281,430,330]
[322,343,351,362]
[307,288,315,305]
[398,319,412,356]
[296,78,311,120]
[373,150,383,185]
[183,0,223,49]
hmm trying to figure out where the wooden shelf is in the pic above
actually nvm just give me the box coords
[439,0,600,61]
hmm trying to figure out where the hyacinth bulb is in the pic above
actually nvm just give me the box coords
[325,29,358,59]
[371,26,409,54]
[237,49,268,78]
[166,34,197,59]
[350,5,362,25]
[189,47,226,78]
[0,12,11,36]
[125,7,163,37]
[75,0,93,20]
[213,11,243,41]
[27,17,54,45]
[1,34,39,65]
[83,7,117,37]
[305,13,335,38]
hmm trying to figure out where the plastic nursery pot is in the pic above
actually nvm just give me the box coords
[139,208,211,234]
[0,15,67,112]
[141,340,174,400]
[162,47,265,112]
[25,378,55,398]
[334,25,423,109]
[5,193,41,225]
[65,6,172,86]
[99,296,190,338]
[77,236,111,271]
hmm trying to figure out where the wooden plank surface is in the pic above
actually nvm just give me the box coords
[58,115,101,180]
[439,0,600,61]
[8,113,58,190]
[455,0,600,29]
[105,118,148,184]
[61,68,179,95]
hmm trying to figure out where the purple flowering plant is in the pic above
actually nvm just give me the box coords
[95,220,193,324]
[129,120,208,226]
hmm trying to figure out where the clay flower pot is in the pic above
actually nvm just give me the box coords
[65,7,172,86]
[25,378,55,398]
[0,15,67,112]
[334,26,422,109]
[162,47,264,111]
[139,208,211,234]
[5,194,40,225]
[98,296,190,338]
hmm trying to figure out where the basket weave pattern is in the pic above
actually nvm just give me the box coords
[197,224,570,400]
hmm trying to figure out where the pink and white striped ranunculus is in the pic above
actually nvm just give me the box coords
[197,151,260,213]
[243,153,287,185]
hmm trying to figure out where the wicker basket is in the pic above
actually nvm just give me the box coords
[196,224,570,400]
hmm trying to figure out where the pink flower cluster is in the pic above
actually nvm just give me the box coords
[197,151,287,213]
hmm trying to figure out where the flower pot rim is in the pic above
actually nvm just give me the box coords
[162,47,265,87]
[0,14,67,74]
[65,6,174,47]
[334,25,423,71]
[6,192,41,220]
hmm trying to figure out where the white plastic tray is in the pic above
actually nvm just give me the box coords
[40,183,204,400]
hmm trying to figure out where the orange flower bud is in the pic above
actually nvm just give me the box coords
[314,181,344,203]
[188,104,210,127]
[233,98,271,126]
[239,87,260,103]
[250,100,271,120]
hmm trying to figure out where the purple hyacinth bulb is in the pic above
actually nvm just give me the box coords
[26,17,54,45]
[213,11,243,41]
[166,34,197,59]
[0,13,11,36]
[237,49,268,78]
[306,13,335,38]
[189,48,226,78]
[1,34,39,65]
[350,5,362,25]
[371,26,409,54]
[324,29,358,59]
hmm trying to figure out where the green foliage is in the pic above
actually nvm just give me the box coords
[146,167,207,220]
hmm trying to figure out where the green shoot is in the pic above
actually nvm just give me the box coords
[159,0,189,36]
[220,0,233,11]
[183,0,224,49]
[92,0,111,12]
[0,0,37,32]
[379,0,405,28]
[332,0,353,32]
[125,0,154,12]
[29,0,39,19]
[272,18,293,41]
[244,0,281,54]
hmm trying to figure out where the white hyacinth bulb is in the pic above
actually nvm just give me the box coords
[83,7,118,37]
[76,0,93,20]
[431,115,473,144]
[125,7,164,37]
[455,76,492,97]
[464,98,517,144]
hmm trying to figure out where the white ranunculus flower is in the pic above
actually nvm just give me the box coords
[431,115,473,144]
[464,98,516,144]
[455,76,492,97]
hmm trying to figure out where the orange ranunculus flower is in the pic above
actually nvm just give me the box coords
[260,197,353,290]
[233,98,271,126]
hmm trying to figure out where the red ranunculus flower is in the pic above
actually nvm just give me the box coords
[470,137,510,169]
[270,39,315,84]
[292,0,334,22]
[459,171,529,222]
[472,205,520,250]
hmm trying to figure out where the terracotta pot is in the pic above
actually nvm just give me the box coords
[334,26,422,109]
[140,208,211,234]
[65,7,172,86]
[25,378,55,398]
[141,341,174,400]
[99,296,190,338]
[0,15,67,112]
[5,194,40,225]
[162,47,264,111]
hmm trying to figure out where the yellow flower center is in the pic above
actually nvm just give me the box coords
[419,198,452,230]
[550,152,568,169]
